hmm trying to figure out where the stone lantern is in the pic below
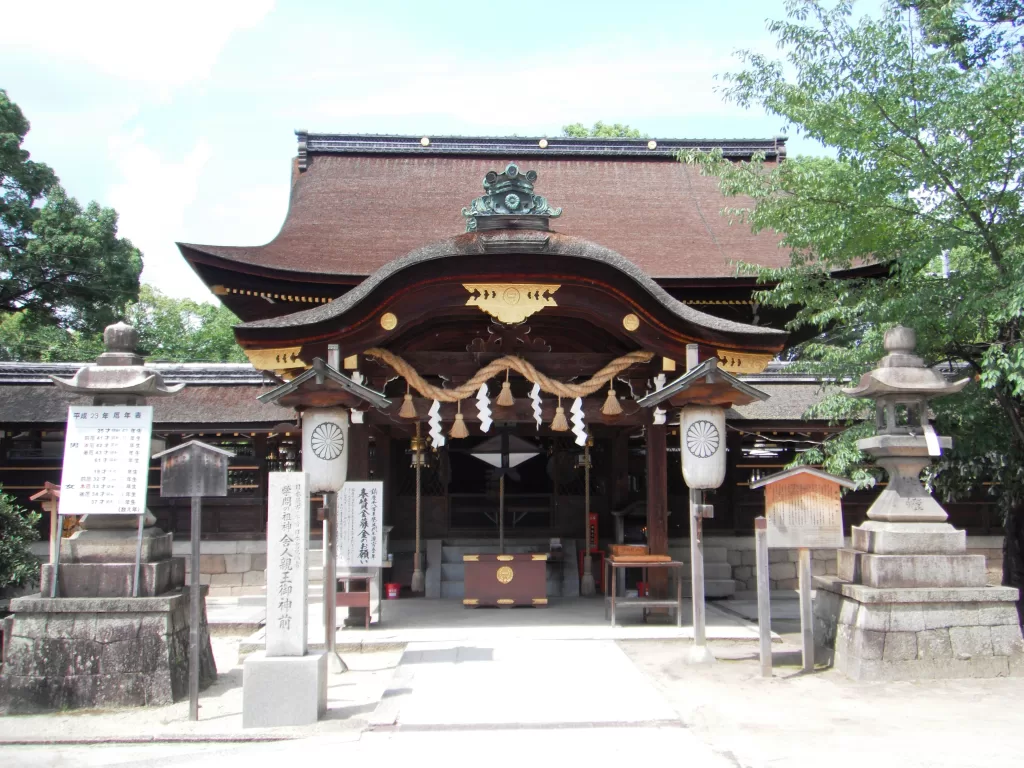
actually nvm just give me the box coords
[814,326,1024,680]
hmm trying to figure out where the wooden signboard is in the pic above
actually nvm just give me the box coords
[761,470,847,549]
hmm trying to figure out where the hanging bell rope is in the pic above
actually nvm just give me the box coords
[551,397,569,432]
[450,399,469,439]
[364,347,653,403]
[601,380,623,416]
[399,381,418,419]
[496,368,515,407]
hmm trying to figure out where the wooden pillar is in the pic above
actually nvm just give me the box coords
[646,422,669,598]
[348,423,370,481]
[610,430,631,510]
[373,427,393,524]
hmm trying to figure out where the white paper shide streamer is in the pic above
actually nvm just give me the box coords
[570,397,588,447]
[476,383,492,433]
[530,383,543,430]
[653,373,667,426]
[428,399,446,447]
[680,406,726,489]
[302,408,349,493]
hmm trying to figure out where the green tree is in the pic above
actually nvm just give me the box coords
[0,89,141,334]
[561,121,647,138]
[0,285,247,363]
[0,488,41,590]
[126,285,246,363]
[681,1,1024,599]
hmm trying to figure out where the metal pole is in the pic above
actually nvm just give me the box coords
[50,514,63,598]
[798,547,814,673]
[411,422,424,593]
[580,443,595,596]
[499,475,505,555]
[132,512,145,597]
[688,487,713,664]
[189,496,201,721]
[324,491,345,673]
[755,517,772,678]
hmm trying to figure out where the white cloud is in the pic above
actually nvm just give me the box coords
[107,130,214,300]
[311,44,751,129]
[1,1,275,88]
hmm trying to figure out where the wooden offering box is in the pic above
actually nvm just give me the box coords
[463,553,548,608]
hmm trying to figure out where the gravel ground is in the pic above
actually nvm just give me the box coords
[621,621,1024,768]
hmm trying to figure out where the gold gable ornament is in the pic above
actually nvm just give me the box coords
[463,284,559,324]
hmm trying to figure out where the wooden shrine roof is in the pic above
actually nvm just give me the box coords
[178,134,791,288]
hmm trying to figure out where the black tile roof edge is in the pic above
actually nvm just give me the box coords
[296,132,787,159]
[0,362,273,386]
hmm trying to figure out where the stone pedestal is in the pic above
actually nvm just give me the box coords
[0,588,216,713]
[816,520,1024,680]
[815,578,1024,680]
[242,652,327,728]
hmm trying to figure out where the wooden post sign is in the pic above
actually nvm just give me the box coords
[337,481,384,568]
[751,467,856,674]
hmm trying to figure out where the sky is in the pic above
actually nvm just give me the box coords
[1,0,837,303]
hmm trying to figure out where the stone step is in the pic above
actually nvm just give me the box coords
[440,581,465,599]
[669,546,729,563]
[679,579,738,598]
[441,563,465,582]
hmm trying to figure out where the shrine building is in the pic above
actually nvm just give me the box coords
[0,134,1003,599]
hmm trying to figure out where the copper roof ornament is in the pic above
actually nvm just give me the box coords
[462,162,562,232]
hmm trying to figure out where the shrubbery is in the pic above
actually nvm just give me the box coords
[0,488,41,590]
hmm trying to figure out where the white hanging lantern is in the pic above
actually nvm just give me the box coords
[680,406,726,489]
[302,408,349,492]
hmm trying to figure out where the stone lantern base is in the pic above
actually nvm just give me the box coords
[814,521,1024,680]
[0,588,216,714]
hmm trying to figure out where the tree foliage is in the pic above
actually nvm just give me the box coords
[681,0,1024,590]
[561,121,647,138]
[0,285,247,363]
[0,89,141,335]
[0,488,40,590]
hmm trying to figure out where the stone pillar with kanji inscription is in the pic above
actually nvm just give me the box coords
[242,472,327,727]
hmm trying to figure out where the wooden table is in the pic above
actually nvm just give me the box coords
[603,559,684,627]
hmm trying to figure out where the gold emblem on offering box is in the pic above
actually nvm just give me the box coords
[496,566,514,584]
[497,598,515,605]
[463,283,559,324]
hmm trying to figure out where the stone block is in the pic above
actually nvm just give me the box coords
[741,551,756,566]
[223,554,252,574]
[40,559,186,599]
[949,626,993,659]
[242,571,266,586]
[990,624,1024,657]
[844,552,988,589]
[889,606,926,632]
[825,561,838,575]
[853,522,966,555]
[853,604,890,632]
[726,551,742,566]
[242,651,327,728]
[210,573,243,587]
[199,555,226,574]
[979,604,1019,626]
[812,560,827,576]
[852,628,886,660]
[787,549,801,562]
[777,578,798,590]
[883,631,918,661]
[916,628,952,659]
[769,550,789,564]
[250,554,267,571]
[733,565,752,580]
[770,562,797,580]
[922,604,980,630]
[59,531,173,564]
[199,573,212,586]
[237,541,267,554]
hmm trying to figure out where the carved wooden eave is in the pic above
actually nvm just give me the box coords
[256,358,391,410]
[636,357,770,409]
